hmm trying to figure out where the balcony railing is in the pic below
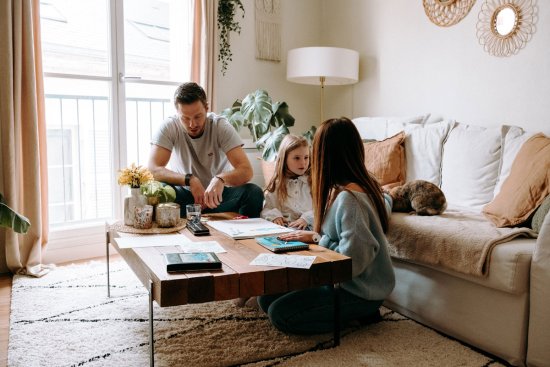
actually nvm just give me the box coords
[45,94,171,226]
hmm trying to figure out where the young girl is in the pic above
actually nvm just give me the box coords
[261,134,313,230]
[258,117,395,334]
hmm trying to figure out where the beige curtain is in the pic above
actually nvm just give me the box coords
[191,0,217,112]
[0,0,51,276]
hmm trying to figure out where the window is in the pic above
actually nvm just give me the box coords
[40,0,193,241]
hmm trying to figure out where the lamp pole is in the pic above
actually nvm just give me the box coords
[320,76,326,123]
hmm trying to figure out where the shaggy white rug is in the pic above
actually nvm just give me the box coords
[8,261,506,367]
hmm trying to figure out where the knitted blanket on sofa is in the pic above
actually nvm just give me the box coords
[386,206,538,277]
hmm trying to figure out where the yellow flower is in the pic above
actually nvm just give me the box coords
[117,163,154,188]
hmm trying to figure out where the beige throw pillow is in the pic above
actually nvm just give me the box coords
[483,133,550,227]
[363,131,406,190]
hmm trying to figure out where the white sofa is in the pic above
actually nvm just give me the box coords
[353,115,550,367]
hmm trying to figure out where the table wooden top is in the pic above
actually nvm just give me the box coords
[107,213,352,307]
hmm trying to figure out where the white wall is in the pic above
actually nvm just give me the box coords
[323,0,550,132]
[215,0,323,134]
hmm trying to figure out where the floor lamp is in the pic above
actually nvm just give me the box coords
[286,47,359,123]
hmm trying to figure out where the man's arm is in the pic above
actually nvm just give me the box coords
[147,144,185,186]
[148,144,206,205]
[203,146,253,208]
[218,146,253,186]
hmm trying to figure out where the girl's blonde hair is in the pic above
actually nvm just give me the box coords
[265,134,311,207]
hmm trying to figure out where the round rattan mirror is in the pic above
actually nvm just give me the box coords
[423,0,476,27]
[477,0,537,57]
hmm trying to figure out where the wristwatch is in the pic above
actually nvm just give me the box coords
[312,233,321,243]
[184,173,192,186]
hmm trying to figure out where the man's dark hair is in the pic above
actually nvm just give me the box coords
[174,82,208,108]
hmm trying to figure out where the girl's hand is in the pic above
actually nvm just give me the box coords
[273,217,286,226]
[288,218,308,230]
[278,230,316,243]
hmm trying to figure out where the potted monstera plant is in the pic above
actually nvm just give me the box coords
[222,89,315,154]
[0,193,30,234]
[221,89,316,182]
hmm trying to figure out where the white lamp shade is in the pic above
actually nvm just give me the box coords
[287,47,359,85]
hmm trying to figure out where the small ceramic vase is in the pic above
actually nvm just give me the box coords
[124,188,147,226]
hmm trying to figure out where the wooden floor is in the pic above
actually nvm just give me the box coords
[0,255,118,367]
[0,274,11,367]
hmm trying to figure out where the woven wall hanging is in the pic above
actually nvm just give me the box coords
[255,0,281,61]
[423,0,477,27]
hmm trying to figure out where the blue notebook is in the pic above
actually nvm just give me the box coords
[255,236,309,253]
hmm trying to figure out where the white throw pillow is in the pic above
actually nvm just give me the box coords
[386,114,431,136]
[493,125,536,196]
[352,117,388,141]
[404,120,454,186]
[440,123,503,211]
[352,114,430,141]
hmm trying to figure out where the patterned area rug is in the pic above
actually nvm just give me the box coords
[8,261,505,367]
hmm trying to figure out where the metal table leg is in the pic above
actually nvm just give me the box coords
[149,279,155,367]
[106,229,111,298]
[333,283,341,347]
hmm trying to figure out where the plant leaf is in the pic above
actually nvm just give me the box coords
[0,194,31,234]
[271,101,295,128]
[241,89,272,140]
[220,100,245,131]
[301,125,317,144]
[258,125,290,162]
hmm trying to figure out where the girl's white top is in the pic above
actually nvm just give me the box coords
[261,175,314,225]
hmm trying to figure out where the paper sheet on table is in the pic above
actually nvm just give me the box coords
[178,241,226,253]
[207,218,294,239]
[250,253,316,269]
[114,234,189,248]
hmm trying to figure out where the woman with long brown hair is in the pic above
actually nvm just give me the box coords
[257,117,395,334]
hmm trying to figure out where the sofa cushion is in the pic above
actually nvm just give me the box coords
[532,195,550,233]
[386,114,431,136]
[483,133,550,227]
[352,114,430,141]
[391,235,534,295]
[493,125,536,196]
[363,131,406,189]
[404,120,454,186]
[440,123,502,211]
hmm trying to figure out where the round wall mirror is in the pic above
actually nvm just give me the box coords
[477,0,536,57]
[493,5,518,37]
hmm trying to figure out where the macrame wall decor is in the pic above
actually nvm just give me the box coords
[423,0,477,27]
[476,0,537,57]
[255,0,281,61]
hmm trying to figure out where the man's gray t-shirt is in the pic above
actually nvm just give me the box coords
[151,112,243,188]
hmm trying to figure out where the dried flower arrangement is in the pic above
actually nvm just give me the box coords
[117,163,154,188]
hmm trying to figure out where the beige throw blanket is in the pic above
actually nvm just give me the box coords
[386,208,538,277]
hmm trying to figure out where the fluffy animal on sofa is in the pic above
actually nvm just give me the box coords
[388,180,447,215]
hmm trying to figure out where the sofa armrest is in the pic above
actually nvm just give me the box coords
[527,210,550,367]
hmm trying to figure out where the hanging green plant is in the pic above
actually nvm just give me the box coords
[217,0,245,75]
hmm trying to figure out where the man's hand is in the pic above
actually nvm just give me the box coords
[189,176,206,207]
[288,218,308,230]
[203,176,224,209]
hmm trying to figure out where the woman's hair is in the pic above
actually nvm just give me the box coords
[174,82,208,108]
[311,117,389,233]
[265,134,311,207]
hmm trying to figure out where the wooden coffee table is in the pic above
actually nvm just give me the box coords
[105,213,352,367]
